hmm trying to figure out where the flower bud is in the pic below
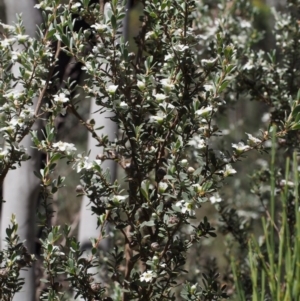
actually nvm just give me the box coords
[151,242,161,251]
[76,185,83,193]
[180,159,188,167]
[187,166,195,174]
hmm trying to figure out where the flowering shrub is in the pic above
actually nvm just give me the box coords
[1,0,300,300]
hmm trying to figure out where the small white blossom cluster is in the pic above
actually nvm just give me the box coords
[140,270,155,283]
[0,35,30,49]
[176,200,199,216]
[232,133,262,156]
[0,144,28,164]
[188,135,207,151]
[150,112,167,126]
[158,182,168,194]
[246,133,262,146]
[195,106,213,118]
[160,78,175,94]
[111,194,128,205]
[73,154,101,173]
[53,93,69,115]
[91,23,109,33]
[222,164,237,177]
[154,93,167,103]
[0,105,34,138]
[106,85,118,95]
[11,108,34,127]
[145,31,158,41]
[52,141,77,156]
[232,142,251,154]
[210,193,222,204]
[201,57,218,68]
[34,1,60,11]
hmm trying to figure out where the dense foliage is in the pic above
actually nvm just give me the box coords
[1,0,300,300]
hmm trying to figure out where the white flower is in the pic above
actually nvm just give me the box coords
[16,34,29,42]
[187,166,195,173]
[0,23,15,31]
[71,2,81,10]
[240,20,251,29]
[203,84,213,92]
[140,270,155,282]
[159,102,174,111]
[0,38,15,48]
[20,108,34,120]
[53,141,77,155]
[190,284,197,294]
[75,155,93,173]
[210,194,222,204]
[145,31,157,40]
[232,142,250,154]
[112,195,128,204]
[188,136,206,150]
[150,114,166,125]
[160,78,175,93]
[243,61,254,70]
[158,182,168,193]
[173,44,189,52]
[4,91,23,100]
[195,106,213,118]
[53,93,69,104]
[180,159,188,167]
[154,93,167,102]
[137,80,146,91]
[9,118,22,127]
[176,200,198,216]
[11,51,20,61]
[223,164,237,177]
[119,101,128,109]
[246,133,261,146]
[165,53,174,61]
[8,108,34,127]
[201,57,218,68]
[93,159,102,167]
[106,85,118,95]
[34,3,53,11]
[152,255,159,264]
[91,23,108,33]
[280,179,294,188]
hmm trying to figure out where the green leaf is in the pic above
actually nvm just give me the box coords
[111,15,117,31]
[218,80,230,93]
[292,105,300,119]
[51,186,58,194]
[297,89,300,101]
[47,244,53,252]
[290,123,300,130]
[34,170,42,179]
[46,28,56,39]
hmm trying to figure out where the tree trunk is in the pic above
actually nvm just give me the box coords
[1,2,42,301]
